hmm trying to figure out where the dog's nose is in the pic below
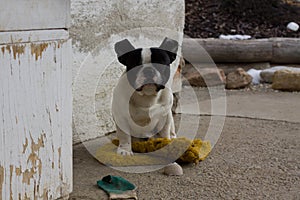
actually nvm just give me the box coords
[143,67,155,77]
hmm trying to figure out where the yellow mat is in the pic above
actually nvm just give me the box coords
[95,138,211,167]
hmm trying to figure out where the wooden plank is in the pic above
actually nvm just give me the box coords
[0,30,69,45]
[0,0,70,31]
[0,39,72,200]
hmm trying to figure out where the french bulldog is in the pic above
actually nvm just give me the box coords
[112,37,179,155]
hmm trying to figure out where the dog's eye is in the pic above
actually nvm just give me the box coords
[150,48,176,65]
[117,49,142,70]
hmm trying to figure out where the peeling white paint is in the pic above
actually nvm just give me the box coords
[0,30,69,45]
[0,38,72,199]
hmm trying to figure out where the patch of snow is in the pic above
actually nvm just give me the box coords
[219,34,251,40]
[247,69,262,84]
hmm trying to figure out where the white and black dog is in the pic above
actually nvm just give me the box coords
[112,37,179,155]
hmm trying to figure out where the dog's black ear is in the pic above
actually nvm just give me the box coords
[159,37,179,63]
[114,39,136,65]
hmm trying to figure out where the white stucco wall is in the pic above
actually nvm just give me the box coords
[71,0,185,143]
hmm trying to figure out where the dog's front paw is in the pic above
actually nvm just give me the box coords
[117,146,133,156]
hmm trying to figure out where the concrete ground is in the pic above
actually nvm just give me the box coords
[70,86,300,200]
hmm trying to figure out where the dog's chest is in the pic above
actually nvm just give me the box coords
[128,93,168,137]
[129,105,151,127]
[129,92,158,125]
[129,104,166,137]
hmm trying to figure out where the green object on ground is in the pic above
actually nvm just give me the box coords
[97,175,137,200]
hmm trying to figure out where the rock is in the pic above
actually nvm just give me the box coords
[272,69,300,91]
[217,62,270,75]
[261,66,300,83]
[219,69,226,84]
[163,162,183,176]
[261,66,288,83]
[182,65,226,87]
[226,68,252,89]
[287,22,299,32]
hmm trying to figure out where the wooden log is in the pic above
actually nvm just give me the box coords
[182,38,300,64]
[182,38,273,63]
[272,38,300,63]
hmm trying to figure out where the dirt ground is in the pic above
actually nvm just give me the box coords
[185,0,300,38]
[70,88,300,200]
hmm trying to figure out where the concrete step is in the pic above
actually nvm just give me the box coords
[176,86,300,123]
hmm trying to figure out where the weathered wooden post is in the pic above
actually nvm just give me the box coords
[0,0,72,199]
